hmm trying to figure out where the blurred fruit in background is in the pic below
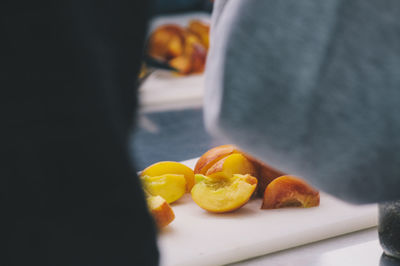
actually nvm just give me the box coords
[147,20,210,75]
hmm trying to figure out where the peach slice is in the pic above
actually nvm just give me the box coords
[205,153,257,179]
[262,176,320,209]
[188,43,207,74]
[168,32,207,75]
[141,174,186,204]
[141,161,195,192]
[147,24,185,60]
[194,145,238,175]
[243,153,285,197]
[191,174,257,213]
[146,194,175,228]
[194,145,285,196]
[169,55,192,75]
[188,20,210,49]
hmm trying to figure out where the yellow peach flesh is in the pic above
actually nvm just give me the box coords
[141,161,195,192]
[194,144,238,175]
[146,195,175,228]
[262,175,320,209]
[191,174,257,213]
[141,174,186,204]
[206,153,256,179]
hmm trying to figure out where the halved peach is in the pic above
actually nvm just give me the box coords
[146,194,175,228]
[169,55,192,74]
[168,32,206,75]
[141,174,186,204]
[187,20,210,49]
[194,144,239,175]
[243,153,285,196]
[261,175,320,209]
[194,145,285,196]
[141,161,195,192]
[147,24,185,60]
[189,43,207,74]
[205,153,257,179]
[191,174,257,213]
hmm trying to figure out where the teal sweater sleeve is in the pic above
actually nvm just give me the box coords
[205,0,400,203]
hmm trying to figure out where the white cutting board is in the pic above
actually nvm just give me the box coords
[139,71,204,112]
[157,159,378,266]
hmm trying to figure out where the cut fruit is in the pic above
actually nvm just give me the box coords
[243,153,285,196]
[169,55,192,74]
[141,161,195,192]
[194,145,238,175]
[141,174,186,204]
[205,153,256,179]
[147,24,185,60]
[147,195,175,228]
[194,144,285,196]
[188,20,210,49]
[262,175,320,209]
[191,174,257,213]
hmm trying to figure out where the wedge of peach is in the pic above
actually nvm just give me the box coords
[169,55,192,74]
[243,153,285,196]
[194,144,239,175]
[205,153,257,179]
[191,174,257,213]
[141,174,186,204]
[188,43,207,73]
[194,145,285,196]
[146,194,175,228]
[168,32,207,75]
[141,161,195,192]
[188,20,210,49]
[147,25,185,60]
[261,175,320,209]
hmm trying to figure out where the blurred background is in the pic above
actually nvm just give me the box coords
[131,0,221,169]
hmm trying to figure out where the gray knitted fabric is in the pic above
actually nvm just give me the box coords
[204,0,400,203]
